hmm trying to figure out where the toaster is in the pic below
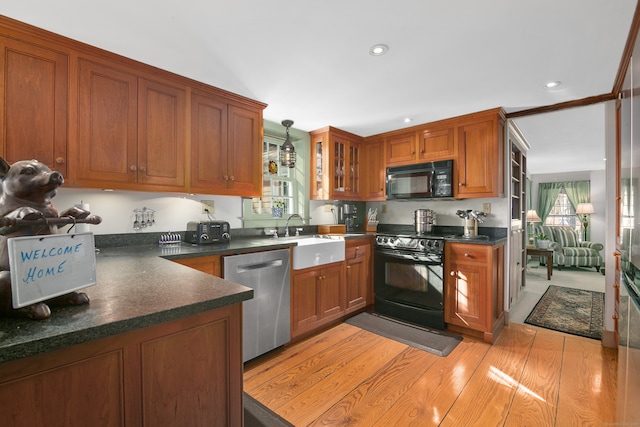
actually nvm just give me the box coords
[185,221,231,244]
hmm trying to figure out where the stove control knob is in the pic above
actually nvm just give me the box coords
[388,237,396,245]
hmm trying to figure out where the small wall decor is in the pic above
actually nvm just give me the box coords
[272,200,285,218]
[269,160,278,175]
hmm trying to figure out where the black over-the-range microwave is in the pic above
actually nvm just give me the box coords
[385,160,454,200]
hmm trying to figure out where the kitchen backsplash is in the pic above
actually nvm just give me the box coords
[52,188,509,236]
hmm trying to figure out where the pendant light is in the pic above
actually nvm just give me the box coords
[280,119,296,168]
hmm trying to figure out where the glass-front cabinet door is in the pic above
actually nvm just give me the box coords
[310,126,363,200]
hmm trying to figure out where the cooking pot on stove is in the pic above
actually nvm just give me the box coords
[414,209,435,234]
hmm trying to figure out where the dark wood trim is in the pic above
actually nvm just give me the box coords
[612,0,640,96]
[505,93,616,119]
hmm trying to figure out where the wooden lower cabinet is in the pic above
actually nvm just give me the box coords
[291,262,345,339]
[172,255,221,277]
[0,305,243,427]
[345,238,372,313]
[444,242,505,343]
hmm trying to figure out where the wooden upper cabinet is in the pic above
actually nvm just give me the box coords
[75,59,187,191]
[76,59,138,186]
[419,126,455,161]
[137,78,186,189]
[0,37,68,176]
[189,91,262,196]
[386,126,455,166]
[190,92,228,193]
[226,104,262,197]
[363,137,385,200]
[456,110,504,198]
[310,126,363,200]
[0,17,266,197]
[386,132,416,165]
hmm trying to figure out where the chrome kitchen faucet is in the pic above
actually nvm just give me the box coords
[284,214,305,237]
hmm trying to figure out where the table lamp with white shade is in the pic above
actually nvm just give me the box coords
[576,202,594,241]
[526,209,542,244]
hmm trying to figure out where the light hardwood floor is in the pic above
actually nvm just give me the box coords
[244,321,617,426]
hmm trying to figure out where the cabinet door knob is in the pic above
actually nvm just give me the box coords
[450,271,456,276]
[130,165,137,171]
[230,176,235,181]
[139,165,146,172]
[224,175,229,181]
[55,157,65,164]
[464,253,470,257]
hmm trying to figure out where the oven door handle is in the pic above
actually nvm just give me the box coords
[375,250,442,264]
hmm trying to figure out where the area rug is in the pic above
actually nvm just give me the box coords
[345,312,462,357]
[525,285,604,339]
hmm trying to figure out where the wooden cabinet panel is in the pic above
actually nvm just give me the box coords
[386,132,416,165]
[291,262,345,338]
[189,91,227,193]
[141,318,233,426]
[445,242,505,343]
[77,58,138,184]
[291,268,321,336]
[137,78,186,189]
[345,239,371,313]
[0,37,69,177]
[319,263,345,320]
[189,94,262,196]
[227,104,262,196]
[456,112,504,198]
[76,61,187,191]
[363,138,385,200]
[419,127,455,161]
[0,350,124,427]
[173,255,221,277]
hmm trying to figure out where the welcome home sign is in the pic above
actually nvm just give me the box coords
[8,233,97,308]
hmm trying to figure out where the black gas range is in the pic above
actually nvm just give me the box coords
[373,231,446,330]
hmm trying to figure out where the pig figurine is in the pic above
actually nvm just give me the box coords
[0,158,91,319]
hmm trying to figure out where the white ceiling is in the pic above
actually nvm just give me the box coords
[0,1,635,174]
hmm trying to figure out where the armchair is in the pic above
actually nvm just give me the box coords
[533,225,603,272]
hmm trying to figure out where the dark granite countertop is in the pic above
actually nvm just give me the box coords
[0,233,374,364]
[0,245,255,363]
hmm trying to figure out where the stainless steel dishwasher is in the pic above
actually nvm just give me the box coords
[224,249,290,362]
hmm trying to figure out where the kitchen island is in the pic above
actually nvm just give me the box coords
[0,244,255,427]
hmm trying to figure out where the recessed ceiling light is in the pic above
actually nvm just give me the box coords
[403,117,413,123]
[369,44,389,56]
[545,81,561,88]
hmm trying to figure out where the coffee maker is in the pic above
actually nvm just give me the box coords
[343,203,358,232]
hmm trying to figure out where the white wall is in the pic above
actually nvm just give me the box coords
[52,187,242,235]
[365,197,510,228]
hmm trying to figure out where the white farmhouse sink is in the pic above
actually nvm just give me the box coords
[290,236,345,270]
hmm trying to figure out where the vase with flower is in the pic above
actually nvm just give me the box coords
[272,200,285,218]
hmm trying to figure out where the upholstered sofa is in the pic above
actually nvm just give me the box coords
[533,225,604,271]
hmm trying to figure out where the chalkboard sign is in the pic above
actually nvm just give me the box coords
[8,233,97,308]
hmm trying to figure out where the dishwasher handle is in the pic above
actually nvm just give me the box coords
[235,259,283,274]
